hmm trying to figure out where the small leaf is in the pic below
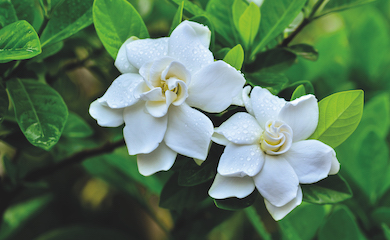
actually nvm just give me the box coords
[288,80,314,95]
[62,112,93,138]
[232,0,248,31]
[238,2,260,50]
[288,44,319,61]
[214,190,258,211]
[0,83,8,125]
[301,175,352,204]
[93,0,149,59]
[169,1,184,34]
[291,84,306,101]
[0,20,41,61]
[40,0,93,46]
[0,0,18,28]
[310,90,364,148]
[6,78,68,150]
[223,44,244,70]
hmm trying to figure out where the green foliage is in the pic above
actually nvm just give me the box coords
[6,79,68,150]
[12,0,44,31]
[291,84,306,101]
[288,44,319,61]
[214,191,258,211]
[237,2,260,50]
[62,112,93,138]
[310,90,364,148]
[0,83,7,125]
[222,44,244,70]
[0,0,18,28]
[320,0,376,16]
[169,1,184,34]
[93,0,149,59]
[0,20,41,61]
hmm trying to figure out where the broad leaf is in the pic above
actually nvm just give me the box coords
[0,83,8,125]
[31,41,64,62]
[93,0,149,59]
[40,0,93,46]
[291,84,306,101]
[238,2,260,50]
[214,190,258,211]
[251,0,306,59]
[232,0,248,31]
[302,175,352,204]
[372,207,390,225]
[288,44,319,61]
[383,224,390,240]
[0,0,18,28]
[169,1,184,34]
[223,44,244,70]
[246,48,297,73]
[320,0,376,16]
[310,90,364,148]
[62,112,93,138]
[6,79,68,150]
[12,0,44,31]
[0,20,41,61]
[246,72,288,94]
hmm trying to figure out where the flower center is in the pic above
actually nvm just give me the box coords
[260,120,293,155]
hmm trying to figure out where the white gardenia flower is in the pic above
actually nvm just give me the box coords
[208,86,340,220]
[89,21,246,176]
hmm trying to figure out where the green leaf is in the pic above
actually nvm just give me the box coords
[93,0,149,59]
[0,0,18,28]
[6,78,68,150]
[62,112,93,138]
[169,1,184,35]
[169,0,205,16]
[0,194,52,239]
[291,84,306,101]
[302,175,352,204]
[246,72,288,94]
[232,0,248,31]
[251,0,306,59]
[40,0,93,47]
[318,206,366,240]
[288,80,314,95]
[246,48,297,73]
[0,83,8,125]
[0,20,41,61]
[310,90,364,148]
[214,190,258,211]
[372,207,390,225]
[383,224,390,240]
[223,44,244,70]
[238,2,260,50]
[32,41,64,62]
[288,44,319,61]
[320,0,376,16]
[244,206,272,240]
[12,0,44,31]
[178,159,216,187]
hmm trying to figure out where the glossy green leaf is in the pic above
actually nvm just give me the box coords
[251,0,306,59]
[0,20,41,61]
[0,0,18,28]
[32,41,64,62]
[288,44,319,61]
[6,78,68,150]
[62,112,93,138]
[40,0,93,47]
[223,44,244,70]
[232,0,248,31]
[12,0,44,31]
[310,90,364,148]
[302,175,352,204]
[214,190,258,211]
[291,84,306,101]
[320,0,376,16]
[0,83,8,125]
[169,1,184,34]
[288,80,314,95]
[318,206,366,240]
[246,72,288,94]
[0,194,52,239]
[238,2,260,49]
[206,0,236,46]
[93,0,149,59]
[246,48,297,73]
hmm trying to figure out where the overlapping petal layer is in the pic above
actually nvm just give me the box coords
[208,173,255,199]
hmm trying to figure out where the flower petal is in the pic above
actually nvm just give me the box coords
[126,37,169,69]
[137,141,177,176]
[213,112,262,145]
[278,94,319,142]
[329,149,340,175]
[139,57,175,88]
[232,86,254,115]
[115,37,138,74]
[184,20,211,49]
[164,103,213,160]
[145,100,169,118]
[89,100,124,127]
[251,86,286,128]
[99,73,144,108]
[168,21,213,74]
[161,61,191,85]
[217,143,264,177]
[208,173,255,199]
[123,103,168,155]
[254,155,299,207]
[186,61,246,113]
[284,140,333,184]
[264,186,302,221]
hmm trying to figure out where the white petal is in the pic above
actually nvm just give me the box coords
[164,103,213,160]
[278,94,319,142]
[264,186,302,221]
[126,37,169,69]
[166,78,188,106]
[183,20,211,49]
[139,57,175,88]
[161,61,191,85]
[137,142,177,176]
[284,140,333,184]
[213,112,262,145]
[186,61,246,113]
[251,86,286,128]
[115,37,138,73]
[231,86,252,108]
[123,103,168,155]
[145,100,169,118]
[329,149,340,175]
[139,87,164,102]
[208,173,255,199]
[217,143,264,177]
[243,86,254,115]
[168,22,213,74]
[99,73,143,108]
[254,155,299,207]
[89,100,124,127]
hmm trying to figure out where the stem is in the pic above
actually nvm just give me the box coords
[23,139,126,181]
[244,206,272,240]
